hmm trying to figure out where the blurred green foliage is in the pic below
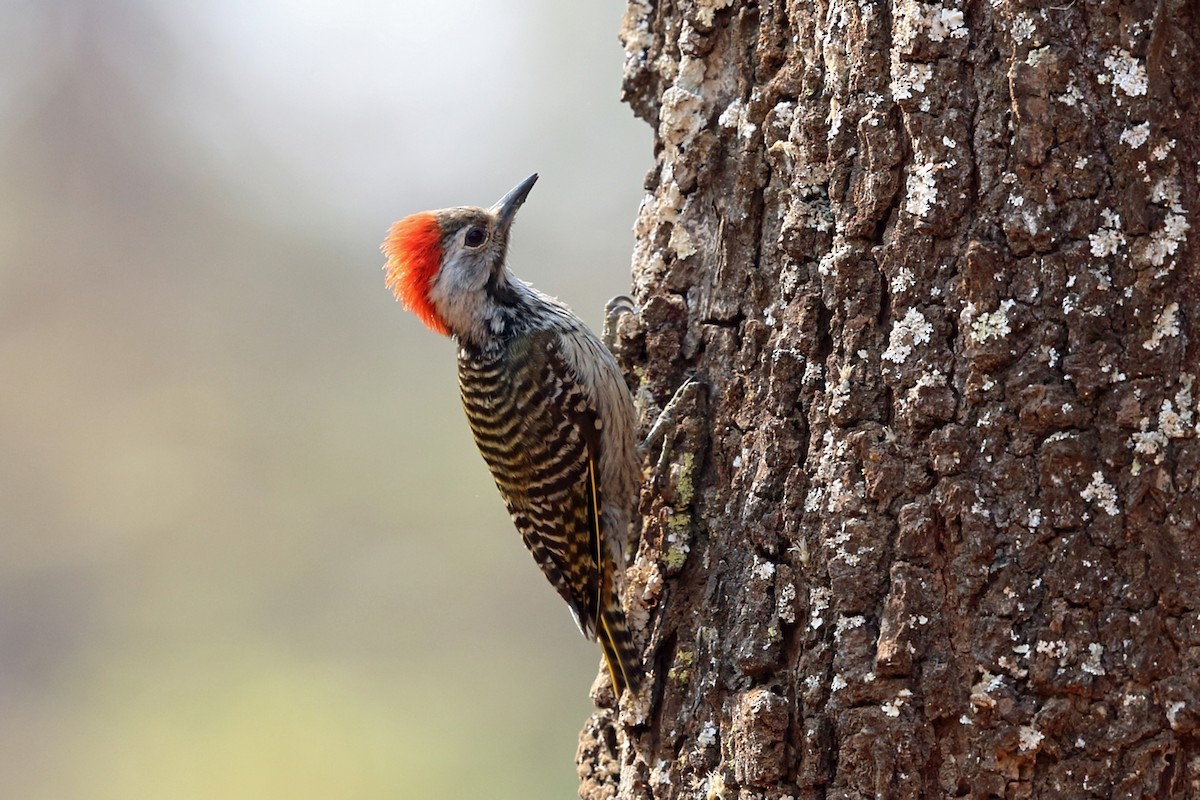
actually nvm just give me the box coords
[0,1,648,797]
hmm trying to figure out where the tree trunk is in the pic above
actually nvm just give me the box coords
[577,1,1199,798]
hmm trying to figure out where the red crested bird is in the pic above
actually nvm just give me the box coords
[381,174,642,695]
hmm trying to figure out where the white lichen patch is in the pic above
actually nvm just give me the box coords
[1151,139,1176,161]
[1151,174,1182,206]
[1131,379,1198,471]
[1123,692,1148,709]
[1103,48,1148,101]
[881,689,913,717]
[895,2,968,46]
[883,307,934,364]
[824,477,866,515]
[718,97,758,141]
[929,6,967,41]
[830,674,847,692]
[891,63,933,101]
[1089,226,1123,257]
[1131,427,1169,465]
[829,363,854,418]
[776,581,797,624]
[817,241,850,277]
[1036,639,1069,662]
[1059,81,1085,108]
[1089,209,1125,257]
[1120,122,1151,149]
[834,614,866,641]
[969,299,1016,344]
[664,524,691,570]
[1143,302,1180,351]
[826,520,873,566]
[1018,726,1045,751]
[891,266,915,293]
[1081,643,1106,676]
[809,586,832,629]
[697,719,719,748]
[903,369,947,411]
[1167,701,1187,729]
[1011,12,1035,43]
[1101,362,1126,383]
[763,304,777,328]
[1163,376,1197,435]
[1080,471,1119,516]
[753,559,776,581]
[1142,213,1190,268]
[904,160,945,217]
[826,103,843,140]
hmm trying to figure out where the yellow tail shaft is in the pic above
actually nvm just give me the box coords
[598,600,641,695]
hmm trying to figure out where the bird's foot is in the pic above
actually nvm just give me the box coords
[603,294,638,351]
[641,376,707,476]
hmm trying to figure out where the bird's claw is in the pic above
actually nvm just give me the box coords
[641,376,706,473]
[603,294,638,351]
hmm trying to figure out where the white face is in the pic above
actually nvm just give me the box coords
[426,207,511,340]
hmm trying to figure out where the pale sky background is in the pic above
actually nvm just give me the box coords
[0,1,649,797]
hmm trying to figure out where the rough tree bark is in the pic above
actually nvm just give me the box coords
[577,1,1199,798]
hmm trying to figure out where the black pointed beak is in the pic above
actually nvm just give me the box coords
[493,173,538,233]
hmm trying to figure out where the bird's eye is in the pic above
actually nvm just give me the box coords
[464,227,486,248]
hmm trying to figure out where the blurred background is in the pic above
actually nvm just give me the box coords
[0,0,648,797]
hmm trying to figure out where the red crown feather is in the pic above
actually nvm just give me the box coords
[382,212,449,336]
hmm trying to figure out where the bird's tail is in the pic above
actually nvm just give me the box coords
[597,588,641,696]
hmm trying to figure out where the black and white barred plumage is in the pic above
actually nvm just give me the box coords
[383,175,641,694]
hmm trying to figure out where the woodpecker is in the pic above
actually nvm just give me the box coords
[381,174,642,695]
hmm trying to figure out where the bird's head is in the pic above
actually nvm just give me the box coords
[382,173,538,340]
